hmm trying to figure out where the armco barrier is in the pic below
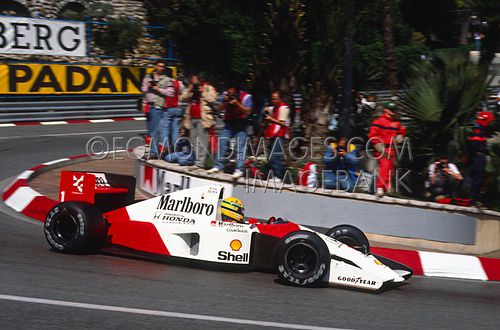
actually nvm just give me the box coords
[0,94,142,123]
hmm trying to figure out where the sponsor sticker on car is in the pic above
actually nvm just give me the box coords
[152,212,196,225]
[156,195,215,216]
[337,276,377,286]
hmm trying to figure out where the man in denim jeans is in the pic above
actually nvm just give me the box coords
[141,60,169,158]
[207,86,252,179]
[161,76,185,154]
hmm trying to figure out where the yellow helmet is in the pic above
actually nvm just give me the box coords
[220,197,245,223]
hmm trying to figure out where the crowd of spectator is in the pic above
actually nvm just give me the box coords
[141,59,496,206]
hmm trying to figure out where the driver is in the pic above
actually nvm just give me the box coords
[220,197,245,223]
[220,197,287,224]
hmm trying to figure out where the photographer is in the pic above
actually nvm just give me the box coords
[140,60,169,157]
[323,137,359,192]
[263,91,290,181]
[428,156,463,200]
[207,85,252,179]
[182,74,217,169]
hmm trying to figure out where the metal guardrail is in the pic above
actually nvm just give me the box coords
[0,95,143,123]
[0,87,496,124]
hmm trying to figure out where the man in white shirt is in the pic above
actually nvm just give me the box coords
[428,155,463,200]
[263,91,290,180]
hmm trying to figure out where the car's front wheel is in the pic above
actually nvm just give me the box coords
[274,231,330,286]
[44,202,106,253]
[325,224,370,254]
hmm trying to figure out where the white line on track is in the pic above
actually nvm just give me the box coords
[90,119,115,123]
[42,158,71,165]
[0,129,146,140]
[0,294,345,330]
[40,121,68,125]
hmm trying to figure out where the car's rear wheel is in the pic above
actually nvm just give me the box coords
[274,231,330,286]
[326,224,370,254]
[44,202,106,253]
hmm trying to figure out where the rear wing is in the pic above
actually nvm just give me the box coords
[59,171,136,212]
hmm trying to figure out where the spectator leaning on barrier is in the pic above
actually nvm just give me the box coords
[160,73,185,154]
[207,86,253,179]
[182,75,217,169]
[368,101,406,197]
[263,91,290,181]
[428,156,463,201]
[323,137,359,192]
[163,127,195,166]
[141,60,169,157]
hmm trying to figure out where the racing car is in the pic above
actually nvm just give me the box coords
[44,171,413,291]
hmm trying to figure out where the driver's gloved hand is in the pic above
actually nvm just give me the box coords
[267,216,276,224]
[268,217,287,224]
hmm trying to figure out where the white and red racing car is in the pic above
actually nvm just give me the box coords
[44,171,413,291]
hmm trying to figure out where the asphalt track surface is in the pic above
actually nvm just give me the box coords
[0,122,499,329]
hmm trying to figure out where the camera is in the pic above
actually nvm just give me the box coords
[226,92,237,102]
[436,162,448,171]
[150,80,158,87]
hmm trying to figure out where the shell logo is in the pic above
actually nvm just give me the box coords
[374,259,382,266]
[230,239,242,251]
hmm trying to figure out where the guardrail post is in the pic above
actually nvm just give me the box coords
[86,16,92,57]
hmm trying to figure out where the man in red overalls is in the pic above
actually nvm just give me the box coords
[368,102,406,196]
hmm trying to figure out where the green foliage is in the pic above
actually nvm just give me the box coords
[394,44,430,82]
[352,41,430,89]
[95,17,143,58]
[353,41,385,89]
[402,50,488,171]
[400,0,461,48]
[253,0,307,96]
[59,1,139,58]
[305,0,349,84]
[145,0,264,83]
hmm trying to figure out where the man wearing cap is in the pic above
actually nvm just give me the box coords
[468,111,494,205]
[368,102,406,196]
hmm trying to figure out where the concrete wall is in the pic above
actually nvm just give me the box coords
[234,186,477,245]
[136,160,497,247]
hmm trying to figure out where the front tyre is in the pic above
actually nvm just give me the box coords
[326,224,370,254]
[44,202,106,253]
[274,231,330,286]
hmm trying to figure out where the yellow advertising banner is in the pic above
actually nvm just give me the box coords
[0,62,176,95]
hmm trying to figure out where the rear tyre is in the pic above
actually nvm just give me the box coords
[274,231,330,286]
[44,202,106,253]
[325,224,370,254]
